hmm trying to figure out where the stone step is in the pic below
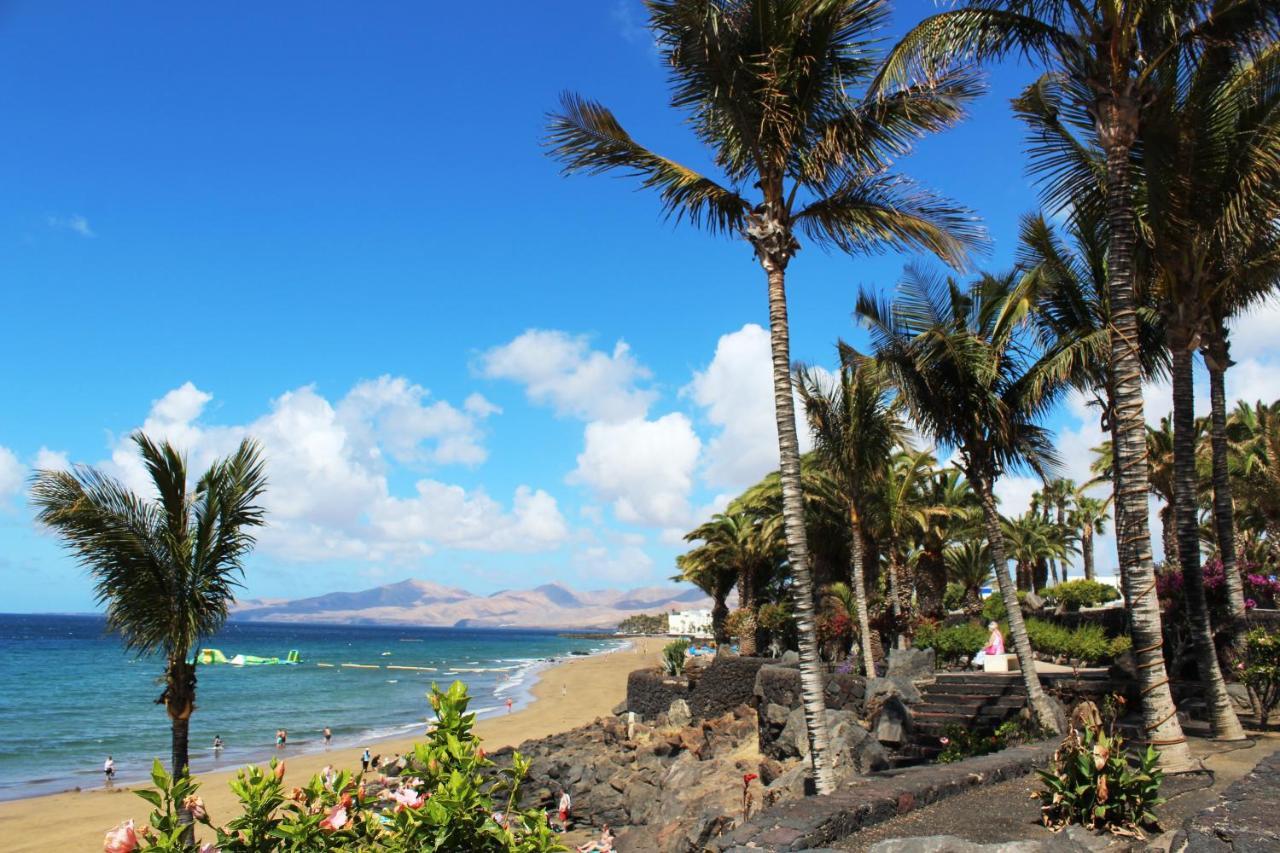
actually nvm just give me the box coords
[915,694,1027,709]
[922,682,1026,697]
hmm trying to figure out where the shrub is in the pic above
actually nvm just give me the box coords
[1025,619,1129,664]
[913,620,989,666]
[112,681,565,852]
[936,715,1049,764]
[1240,627,1280,726]
[1040,580,1120,611]
[1037,703,1163,836]
[662,639,691,675]
[981,590,1028,622]
[943,582,967,613]
[756,602,792,634]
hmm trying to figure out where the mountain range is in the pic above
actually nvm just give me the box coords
[230,579,711,630]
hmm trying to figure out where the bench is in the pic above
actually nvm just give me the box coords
[983,653,1021,673]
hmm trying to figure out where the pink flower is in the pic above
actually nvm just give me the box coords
[198,845,220,853]
[939,737,950,746]
[183,795,207,821]
[319,803,349,832]
[103,820,139,853]
[390,787,425,811]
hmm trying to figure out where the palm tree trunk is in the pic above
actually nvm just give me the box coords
[1082,523,1095,581]
[1204,340,1248,632]
[167,658,196,843]
[1056,504,1067,583]
[1161,505,1179,567]
[1171,345,1245,740]
[916,549,947,620]
[886,553,905,649]
[764,258,836,794]
[973,476,1059,733]
[738,568,758,657]
[849,508,877,679]
[712,593,730,651]
[1101,131,1194,769]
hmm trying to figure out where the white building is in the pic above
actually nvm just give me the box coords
[667,609,713,638]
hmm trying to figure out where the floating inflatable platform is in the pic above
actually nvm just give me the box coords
[196,648,301,666]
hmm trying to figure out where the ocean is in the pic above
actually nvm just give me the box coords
[0,614,621,800]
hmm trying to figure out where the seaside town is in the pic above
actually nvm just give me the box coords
[3,1,1280,852]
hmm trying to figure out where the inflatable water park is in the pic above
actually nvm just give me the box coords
[196,648,301,666]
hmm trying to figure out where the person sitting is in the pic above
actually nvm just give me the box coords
[577,824,615,852]
[971,621,1004,667]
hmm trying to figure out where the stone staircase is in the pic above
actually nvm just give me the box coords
[912,673,1029,748]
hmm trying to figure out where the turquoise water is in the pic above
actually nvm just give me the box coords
[0,614,621,800]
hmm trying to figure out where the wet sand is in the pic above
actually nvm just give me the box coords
[0,639,661,852]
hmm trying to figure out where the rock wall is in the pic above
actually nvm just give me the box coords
[625,668,690,719]
[688,655,771,720]
[753,664,867,759]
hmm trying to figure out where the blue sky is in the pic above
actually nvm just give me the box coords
[3,1,1278,612]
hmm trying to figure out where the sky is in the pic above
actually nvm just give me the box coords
[3,1,1279,613]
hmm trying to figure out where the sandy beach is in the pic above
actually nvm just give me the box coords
[0,639,661,852]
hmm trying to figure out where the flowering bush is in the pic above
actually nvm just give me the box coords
[107,681,565,852]
[1240,627,1280,726]
[1158,559,1279,617]
[1037,703,1163,837]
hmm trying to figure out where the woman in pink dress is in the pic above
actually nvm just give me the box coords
[972,621,1004,667]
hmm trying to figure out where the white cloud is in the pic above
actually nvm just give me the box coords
[569,414,701,527]
[1227,297,1280,362]
[0,447,24,502]
[573,537,657,583]
[478,329,656,422]
[684,324,812,490]
[993,474,1041,518]
[32,448,71,472]
[336,376,494,466]
[89,379,566,564]
[47,214,95,238]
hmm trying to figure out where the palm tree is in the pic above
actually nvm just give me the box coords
[30,434,267,833]
[1041,478,1077,585]
[875,0,1277,772]
[545,0,983,793]
[945,540,994,614]
[796,357,906,677]
[858,267,1066,732]
[684,507,783,656]
[1232,401,1280,562]
[1071,496,1111,581]
[874,447,943,647]
[913,465,979,618]
[1003,510,1070,593]
[674,547,737,647]
[1149,41,1280,642]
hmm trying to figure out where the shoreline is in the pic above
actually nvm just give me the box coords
[0,638,663,852]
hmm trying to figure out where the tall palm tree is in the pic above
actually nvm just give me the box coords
[1071,495,1111,581]
[797,356,906,677]
[30,434,267,831]
[1151,41,1280,640]
[1041,478,1077,585]
[876,0,1278,772]
[858,267,1066,732]
[545,0,983,793]
[685,507,783,656]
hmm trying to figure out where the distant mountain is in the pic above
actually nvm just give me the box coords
[230,578,711,630]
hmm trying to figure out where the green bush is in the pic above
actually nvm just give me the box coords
[662,639,691,675]
[936,715,1049,764]
[1037,704,1163,836]
[914,620,989,666]
[943,582,967,613]
[981,590,1028,622]
[1240,627,1280,726]
[1025,619,1130,664]
[110,681,566,852]
[1040,580,1120,611]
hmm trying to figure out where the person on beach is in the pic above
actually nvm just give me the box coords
[361,748,371,773]
[103,756,115,785]
[506,697,513,714]
[213,735,223,752]
[557,788,572,831]
[577,824,615,852]
[275,729,284,748]
[323,726,332,746]
[971,621,1005,667]
[281,729,288,746]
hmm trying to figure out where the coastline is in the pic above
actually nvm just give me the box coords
[0,638,662,852]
